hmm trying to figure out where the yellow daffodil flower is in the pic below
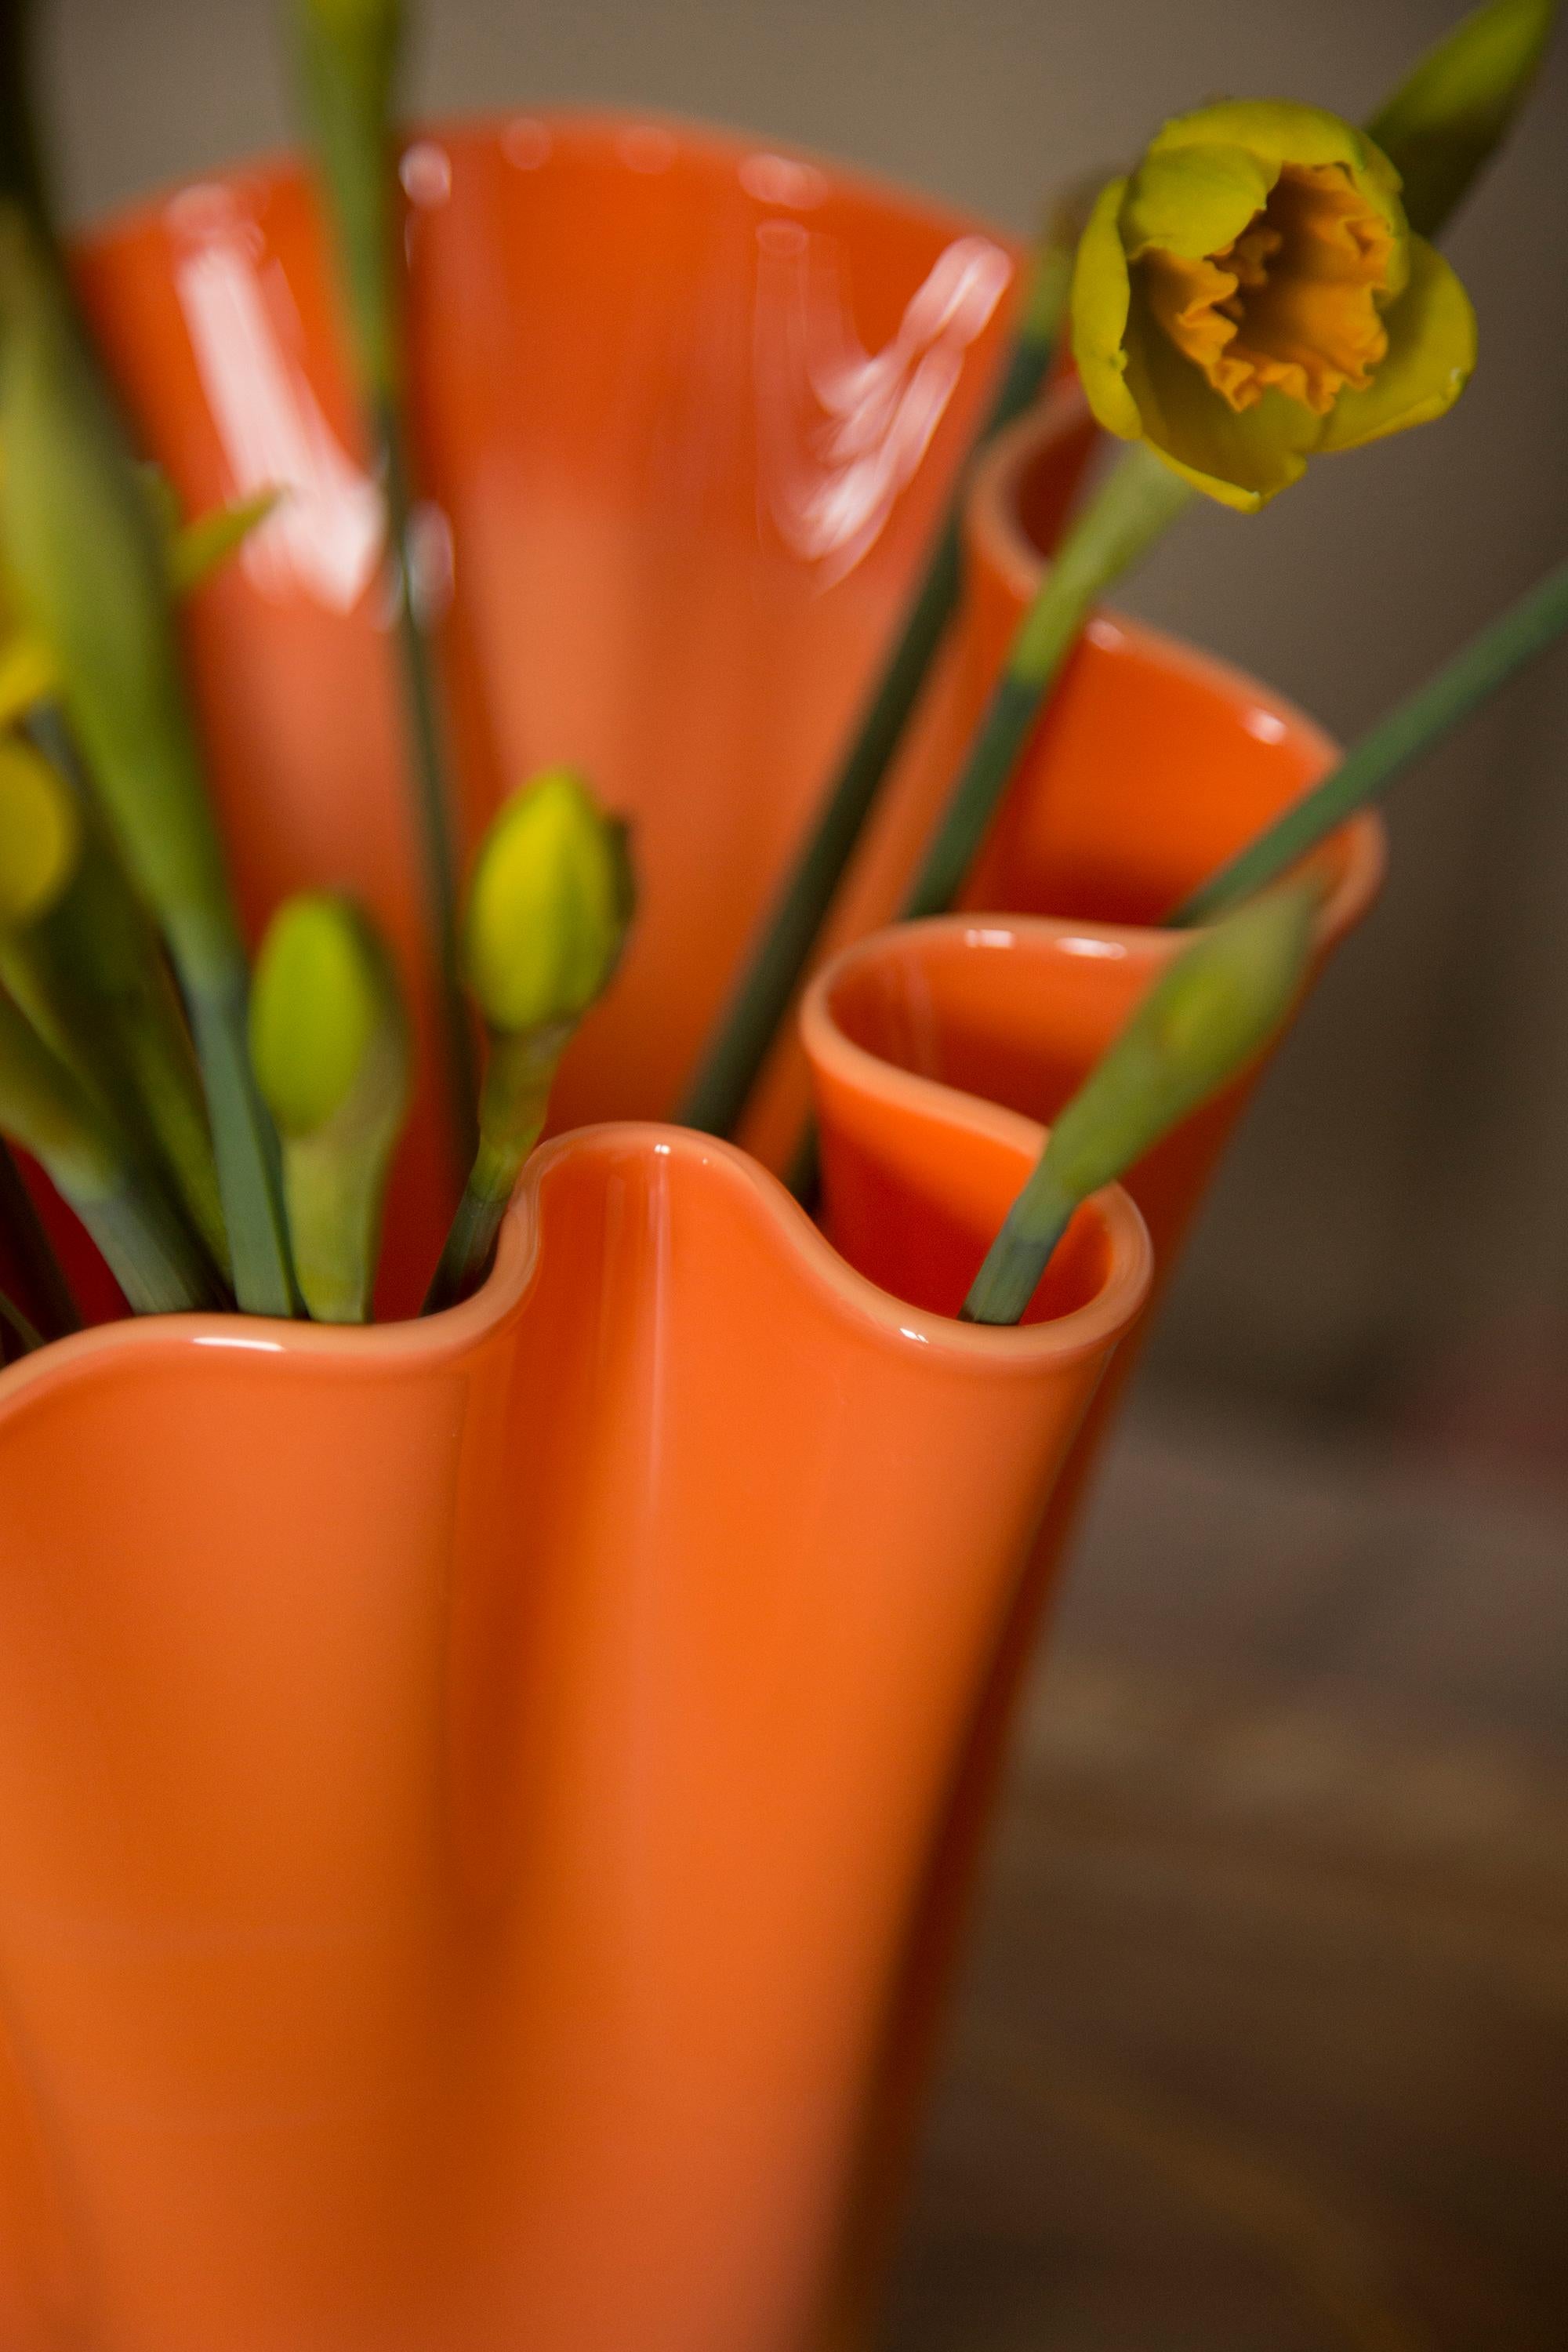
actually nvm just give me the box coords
[1071,100,1476,510]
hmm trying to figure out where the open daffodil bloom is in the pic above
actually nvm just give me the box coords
[1073,100,1477,510]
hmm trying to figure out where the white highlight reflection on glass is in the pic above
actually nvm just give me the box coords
[1243,706,1289,743]
[173,224,384,614]
[754,229,1012,586]
[1057,935,1128,960]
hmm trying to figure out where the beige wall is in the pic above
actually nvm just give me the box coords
[43,0,1568,1412]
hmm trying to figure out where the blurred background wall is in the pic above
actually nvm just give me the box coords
[41,0,1568,1435]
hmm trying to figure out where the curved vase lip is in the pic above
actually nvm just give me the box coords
[966,392,1388,949]
[0,1123,1152,1410]
[88,103,1021,260]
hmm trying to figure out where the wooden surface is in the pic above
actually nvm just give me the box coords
[888,1402,1568,2350]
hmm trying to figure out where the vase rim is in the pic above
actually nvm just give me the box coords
[796,964,1153,1347]
[79,104,1024,270]
[0,1123,1152,1410]
[964,390,1387,948]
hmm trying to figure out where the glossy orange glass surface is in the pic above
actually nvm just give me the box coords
[0,118,1383,2352]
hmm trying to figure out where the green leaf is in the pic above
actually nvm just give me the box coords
[1369,0,1559,238]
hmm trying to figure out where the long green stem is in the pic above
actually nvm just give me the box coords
[78,1171,227,1317]
[0,1134,77,1336]
[6,725,229,1275]
[0,1277,42,1355]
[289,0,476,1179]
[422,1172,511,1317]
[903,446,1193,920]
[1170,557,1568,928]
[1,989,222,1316]
[423,1029,558,1313]
[962,1170,1079,1327]
[786,448,1192,1208]
[185,969,296,1312]
[962,884,1318,1324]
[678,229,1075,1138]
[379,394,477,1174]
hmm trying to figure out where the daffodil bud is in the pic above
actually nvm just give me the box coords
[1369,0,1559,241]
[0,733,79,928]
[463,768,634,1040]
[423,773,636,1315]
[964,884,1319,1324]
[1070,100,1476,510]
[250,891,409,1323]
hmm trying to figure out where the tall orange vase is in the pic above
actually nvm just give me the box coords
[0,119,1378,2349]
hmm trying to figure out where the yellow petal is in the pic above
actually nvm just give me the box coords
[1121,286,1320,510]
[1314,235,1477,452]
[1069,177,1145,443]
[1152,100,1407,271]
[1120,140,1276,262]
[1149,98,1393,187]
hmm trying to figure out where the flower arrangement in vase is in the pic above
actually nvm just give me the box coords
[0,1,1562,2345]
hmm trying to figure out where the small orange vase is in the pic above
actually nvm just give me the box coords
[809,404,1384,2341]
[0,119,1380,2350]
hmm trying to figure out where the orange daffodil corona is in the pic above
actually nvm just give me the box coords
[1072,101,1477,510]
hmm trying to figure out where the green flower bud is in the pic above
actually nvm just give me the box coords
[252,892,394,1138]
[424,772,637,1316]
[0,733,79,927]
[463,768,635,1039]
[250,891,409,1323]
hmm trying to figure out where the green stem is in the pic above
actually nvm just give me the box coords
[4,746,230,1279]
[378,392,478,1179]
[0,1134,77,1335]
[1170,557,1568,927]
[961,884,1317,1324]
[186,966,297,1316]
[422,1174,508,1316]
[789,447,1191,1207]
[902,445,1193,920]
[423,1026,560,1313]
[960,1176,1077,1326]
[69,1167,224,1317]
[0,1277,42,1355]
[678,252,1069,1138]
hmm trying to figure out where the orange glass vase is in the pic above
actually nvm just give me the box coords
[0,118,1379,2350]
